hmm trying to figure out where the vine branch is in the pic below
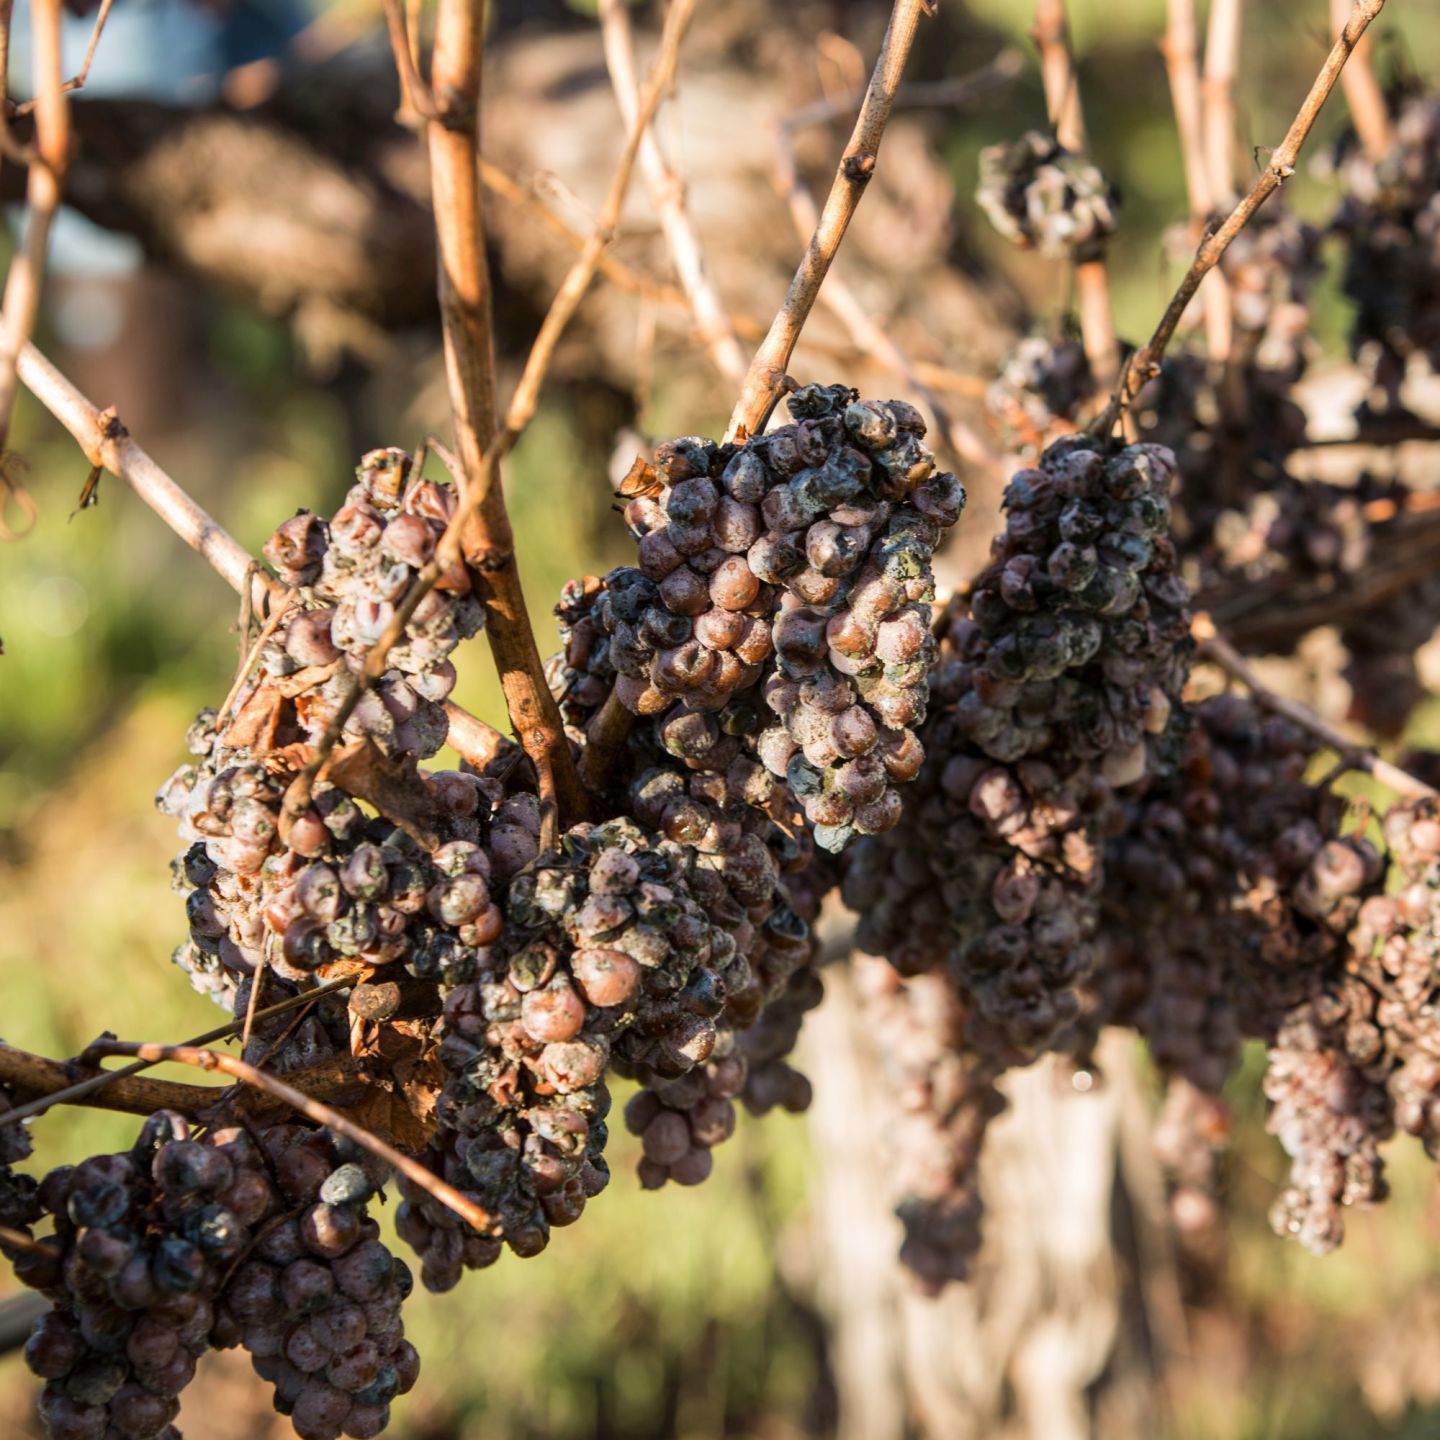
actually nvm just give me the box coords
[1091,0,1388,439]
[727,0,931,440]
[83,1040,496,1235]
[1193,616,1436,801]
[0,0,67,454]
[598,0,746,386]
[1031,0,1119,388]
[14,342,508,769]
[1330,0,1393,160]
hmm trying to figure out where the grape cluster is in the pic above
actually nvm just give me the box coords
[976,131,1117,261]
[853,956,1005,1293]
[1330,92,1440,397]
[846,436,1193,1054]
[396,817,739,1286]
[14,1112,416,1440]
[0,1079,41,1231]
[601,383,965,850]
[986,331,1095,455]
[223,1124,417,1439]
[158,709,527,1013]
[261,447,484,759]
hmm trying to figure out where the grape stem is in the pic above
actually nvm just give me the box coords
[0,0,66,458]
[83,1040,498,1236]
[1161,0,1232,359]
[1193,615,1437,801]
[727,0,933,441]
[772,54,1010,472]
[1031,0,1121,390]
[1091,0,1389,441]
[598,0,747,387]
[1330,0,1394,161]
[13,342,509,771]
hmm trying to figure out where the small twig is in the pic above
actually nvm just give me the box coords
[0,977,360,1130]
[1193,615,1436,801]
[1032,0,1120,390]
[1032,0,1084,152]
[423,0,603,829]
[727,0,931,440]
[1330,0,1393,160]
[578,690,634,795]
[771,108,997,473]
[598,0,745,386]
[0,1225,50,1256]
[781,49,1024,131]
[1161,0,1212,223]
[381,0,436,122]
[1091,0,1387,440]
[1202,0,1241,207]
[1162,0,1231,360]
[10,0,113,117]
[0,0,33,165]
[84,1041,497,1235]
[0,0,67,454]
[1200,0,1241,361]
[14,343,508,770]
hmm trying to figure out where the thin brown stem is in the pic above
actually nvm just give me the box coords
[727,0,930,440]
[0,978,360,1130]
[382,0,435,121]
[84,1041,496,1234]
[216,586,297,730]
[11,0,113,116]
[1193,616,1436,801]
[598,0,745,386]
[0,1225,51,1255]
[1162,0,1212,222]
[1163,0,1230,357]
[781,49,1023,131]
[771,112,997,473]
[578,689,634,795]
[14,342,508,769]
[0,0,66,453]
[1330,0,1393,160]
[1031,0,1119,388]
[1202,0,1241,207]
[1032,0,1085,151]
[425,0,587,827]
[1092,0,1387,440]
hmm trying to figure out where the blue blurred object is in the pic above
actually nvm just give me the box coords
[7,0,312,272]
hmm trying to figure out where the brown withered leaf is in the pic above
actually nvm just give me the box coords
[271,660,341,698]
[328,739,440,848]
[221,681,288,752]
[346,1080,436,1155]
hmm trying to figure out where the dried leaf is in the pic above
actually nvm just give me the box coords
[328,739,440,848]
[345,1081,436,1155]
[221,681,288,752]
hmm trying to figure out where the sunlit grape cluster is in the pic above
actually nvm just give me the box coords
[602,383,964,850]
[976,131,1117,261]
